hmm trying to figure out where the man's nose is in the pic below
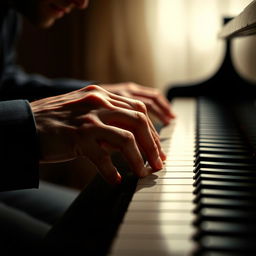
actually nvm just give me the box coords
[69,0,88,9]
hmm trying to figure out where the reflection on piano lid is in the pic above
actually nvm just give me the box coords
[218,0,256,38]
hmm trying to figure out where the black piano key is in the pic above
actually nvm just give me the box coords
[194,161,256,173]
[193,180,256,194]
[194,98,256,255]
[195,147,249,157]
[198,122,237,126]
[197,139,244,145]
[196,143,247,150]
[193,174,256,186]
[197,221,256,237]
[197,235,256,253]
[198,128,239,134]
[194,168,256,180]
[198,134,240,140]
[195,208,256,223]
[195,188,256,200]
[196,135,242,141]
[198,252,246,256]
[197,130,239,136]
[194,154,255,166]
[194,198,256,212]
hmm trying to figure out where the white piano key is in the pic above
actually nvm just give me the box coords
[167,141,194,144]
[132,192,194,202]
[164,159,194,163]
[135,184,194,193]
[163,147,195,153]
[138,178,193,185]
[117,223,194,237]
[160,126,175,134]
[108,98,197,256]
[110,237,196,256]
[163,156,194,161]
[143,172,193,178]
[162,153,195,157]
[152,169,194,181]
[162,166,193,172]
[138,178,194,185]
[123,211,194,224]
[165,144,195,150]
[127,201,194,211]
[164,161,194,167]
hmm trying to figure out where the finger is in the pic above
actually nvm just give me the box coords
[134,96,172,125]
[151,129,166,161]
[108,98,132,110]
[107,92,161,137]
[99,109,163,172]
[103,90,164,157]
[78,131,122,184]
[89,149,122,185]
[98,126,148,177]
[132,88,175,119]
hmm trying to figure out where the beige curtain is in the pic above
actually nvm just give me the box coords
[78,0,254,92]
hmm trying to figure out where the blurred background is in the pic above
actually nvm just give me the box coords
[17,0,256,92]
[16,0,256,189]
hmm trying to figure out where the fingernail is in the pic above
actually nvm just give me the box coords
[155,156,163,170]
[142,166,152,176]
[116,173,122,184]
[160,149,167,161]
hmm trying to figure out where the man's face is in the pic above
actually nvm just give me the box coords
[14,0,90,28]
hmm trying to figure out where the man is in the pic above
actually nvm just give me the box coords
[0,0,174,252]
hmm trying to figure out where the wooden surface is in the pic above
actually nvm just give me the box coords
[219,0,256,38]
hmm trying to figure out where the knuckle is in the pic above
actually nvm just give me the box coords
[81,113,97,124]
[85,84,101,92]
[153,89,160,97]
[149,88,159,97]
[121,131,135,145]
[134,100,147,113]
[83,92,113,110]
[135,111,148,125]
[125,82,136,90]
[83,92,105,105]
[84,92,98,101]
[78,114,103,133]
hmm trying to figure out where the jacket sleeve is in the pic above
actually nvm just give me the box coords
[1,66,95,101]
[0,99,39,191]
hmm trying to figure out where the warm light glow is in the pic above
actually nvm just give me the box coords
[143,0,254,91]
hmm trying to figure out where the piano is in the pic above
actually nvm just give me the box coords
[42,1,256,255]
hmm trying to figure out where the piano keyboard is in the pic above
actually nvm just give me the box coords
[109,97,256,256]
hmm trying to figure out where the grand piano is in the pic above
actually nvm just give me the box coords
[43,1,256,255]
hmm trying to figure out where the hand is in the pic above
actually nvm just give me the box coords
[101,82,175,125]
[30,85,166,184]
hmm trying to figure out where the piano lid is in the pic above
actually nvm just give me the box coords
[219,0,256,38]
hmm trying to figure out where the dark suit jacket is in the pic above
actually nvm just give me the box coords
[0,4,93,191]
